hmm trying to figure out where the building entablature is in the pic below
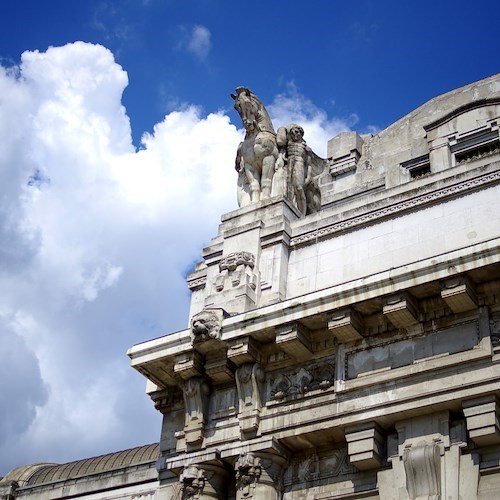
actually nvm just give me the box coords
[127,75,500,499]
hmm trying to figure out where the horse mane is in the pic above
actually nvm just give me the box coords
[248,91,275,135]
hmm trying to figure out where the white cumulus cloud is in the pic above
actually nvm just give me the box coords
[0,42,350,475]
[187,25,212,60]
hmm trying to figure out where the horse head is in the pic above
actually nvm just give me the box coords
[231,87,260,133]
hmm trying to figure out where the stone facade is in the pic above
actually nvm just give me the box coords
[3,74,500,499]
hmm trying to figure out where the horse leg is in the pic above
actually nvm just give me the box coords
[261,154,276,199]
[245,164,261,203]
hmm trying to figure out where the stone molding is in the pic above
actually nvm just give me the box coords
[292,169,500,246]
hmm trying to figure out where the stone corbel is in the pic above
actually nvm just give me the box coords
[328,308,365,343]
[227,336,262,366]
[463,394,500,446]
[205,353,236,384]
[345,422,386,470]
[175,350,205,381]
[440,275,478,313]
[275,322,312,362]
[235,363,265,435]
[403,442,441,500]
[182,376,210,447]
[383,292,419,329]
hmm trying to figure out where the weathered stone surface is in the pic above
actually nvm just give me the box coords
[125,75,500,499]
[232,87,327,216]
[6,76,500,500]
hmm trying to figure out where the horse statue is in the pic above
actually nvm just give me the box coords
[231,87,279,207]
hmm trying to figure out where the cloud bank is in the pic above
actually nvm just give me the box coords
[0,42,349,475]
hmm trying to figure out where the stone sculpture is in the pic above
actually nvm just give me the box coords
[232,87,326,215]
[190,308,225,344]
[179,464,205,499]
[235,452,262,497]
[232,87,279,206]
[276,124,326,215]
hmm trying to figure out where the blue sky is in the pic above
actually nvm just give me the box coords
[0,0,498,476]
[3,1,498,145]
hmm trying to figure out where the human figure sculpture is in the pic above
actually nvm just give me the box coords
[276,123,327,215]
[231,87,279,206]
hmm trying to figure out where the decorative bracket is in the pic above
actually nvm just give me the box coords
[403,442,441,500]
[182,377,210,447]
[383,292,419,329]
[440,276,478,313]
[235,363,265,435]
[275,322,312,362]
[328,308,365,343]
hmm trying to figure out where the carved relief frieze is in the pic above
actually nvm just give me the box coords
[214,251,257,293]
[235,363,265,434]
[283,448,354,487]
[268,362,335,402]
[187,276,207,291]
